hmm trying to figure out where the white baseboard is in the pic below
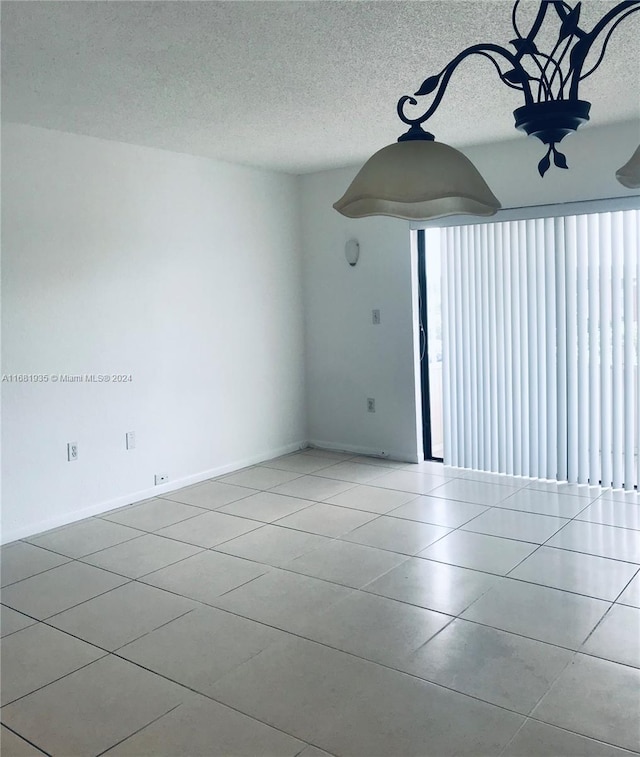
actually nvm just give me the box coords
[1,439,308,545]
[307,439,418,464]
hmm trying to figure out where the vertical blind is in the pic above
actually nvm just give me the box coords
[441,208,640,489]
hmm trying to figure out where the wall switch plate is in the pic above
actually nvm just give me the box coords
[372,309,381,324]
[154,473,169,485]
[367,398,376,413]
[126,431,136,450]
[67,442,78,461]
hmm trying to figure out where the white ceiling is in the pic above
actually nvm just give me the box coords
[2,0,639,174]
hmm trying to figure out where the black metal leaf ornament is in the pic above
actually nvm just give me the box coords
[414,75,441,96]
[538,150,552,177]
[509,38,539,56]
[559,2,582,41]
[553,149,568,169]
[502,68,530,84]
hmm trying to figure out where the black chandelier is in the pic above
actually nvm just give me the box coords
[334,0,640,221]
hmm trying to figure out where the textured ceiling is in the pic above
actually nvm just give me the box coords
[2,0,639,173]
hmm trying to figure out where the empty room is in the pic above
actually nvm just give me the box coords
[1,1,640,756]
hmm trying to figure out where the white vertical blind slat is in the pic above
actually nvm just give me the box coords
[565,216,579,483]
[481,224,492,471]
[489,224,499,472]
[556,218,568,482]
[503,223,515,476]
[623,212,636,490]
[611,213,624,489]
[587,214,601,486]
[544,218,557,480]
[577,215,590,484]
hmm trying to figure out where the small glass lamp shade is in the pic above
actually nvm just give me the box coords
[616,144,640,189]
[333,139,501,221]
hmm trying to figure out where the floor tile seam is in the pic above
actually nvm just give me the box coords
[218,499,319,526]
[447,613,602,655]
[131,576,239,611]
[219,469,306,487]
[0,604,43,628]
[333,525,454,558]
[497,715,530,756]
[105,651,319,747]
[21,530,149,562]
[494,568,633,603]
[612,566,640,603]
[523,646,580,719]
[273,476,360,495]
[364,481,458,499]
[158,485,260,507]
[525,484,605,500]
[76,530,183,559]
[456,521,568,546]
[293,743,336,757]
[260,462,337,475]
[0,650,110,709]
[473,502,579,522]
[165,583,591,698]
[577,601,628,652]
[381,502,492,529]
[512,540,640,572]
[524,505,632,562]
[77,543,209,579]
[406,548,639,600]
[93,703,184,757]
[157,505,275,532]
[110,624,533,725]
[267,508,387,540]
[153,518,269,551]
[309,470,391,486]
[574,515,640,531]
[267,555,411,593]
[306,467,397,480]
[11,538,78,560]
[358,578,501,626]
[532,541,640,566]
[1,571,134,621]
[575,642,640,671]
[0,556,76,590]
[95,506,212,533]
[524,711,640,755]
[212,569,274,601]
[42,605,200,656]
[0,722,52,756]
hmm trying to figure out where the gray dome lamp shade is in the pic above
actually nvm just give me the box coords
[616,144,640,189]
[333,139,501,221]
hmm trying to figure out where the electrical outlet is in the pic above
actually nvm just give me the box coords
[67,442,78,461]
[367,398,376,413]
[154,473,169,485]
[126,431,136,450]
[372,309,381,325]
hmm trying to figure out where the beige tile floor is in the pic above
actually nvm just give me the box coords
[1,449,639,756]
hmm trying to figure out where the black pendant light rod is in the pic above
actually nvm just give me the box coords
[396,1,640,175]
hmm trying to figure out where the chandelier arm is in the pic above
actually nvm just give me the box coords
[550,1,587,38]
[544,35,574,99]
[536,35,567,101]
[511,0,550,54]
[568,0,640,98]
[397,43,534,128]
[578,7,640,81]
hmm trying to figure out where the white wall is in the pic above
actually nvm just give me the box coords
[300,120,640,463]
[1,124,307,542]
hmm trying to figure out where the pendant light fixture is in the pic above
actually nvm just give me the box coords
[334,1,640,221]
[616,144,640,188]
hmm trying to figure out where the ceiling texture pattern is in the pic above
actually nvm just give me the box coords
[2,0,639,173]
